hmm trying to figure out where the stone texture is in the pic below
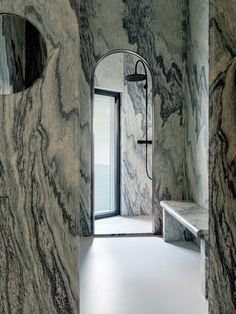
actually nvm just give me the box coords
[161,200,209,299]
[0,1,80,313]
[1,1,235,313]
[209,0,236,312]
[183,0,209,208]
[163,210,186,242]
[0,15,25,94]
[201,237,209,299]
[79,0,185,235]
[0,14,47,95]
[161,200,208,238]
[94,52,152,217]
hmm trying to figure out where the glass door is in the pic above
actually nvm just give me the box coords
[94,89,120,219]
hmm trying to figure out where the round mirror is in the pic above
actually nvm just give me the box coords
[0,14,47,95]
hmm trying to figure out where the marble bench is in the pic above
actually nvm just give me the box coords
[160,200,209,298]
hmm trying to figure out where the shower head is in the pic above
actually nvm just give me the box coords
[125,59,148,83]
[125,73,147,82]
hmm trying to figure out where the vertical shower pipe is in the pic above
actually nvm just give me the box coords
[135,60,152,180]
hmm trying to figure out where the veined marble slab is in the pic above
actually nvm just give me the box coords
[162,200,209,298]
[160,200,208,238]
[209,0,236,312]
[0,1,80,313]
[183,0,209,208]
[94,53,152,217]
[79,0,185,235]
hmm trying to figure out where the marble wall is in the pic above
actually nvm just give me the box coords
[79,0,185,235]
[0,0,234,313]
[94,52,152,217]
[0,14,47,95]
[95,53,124,92]
[122,53,152,216]
[0,1,80,313]
[0,15,25,94]
[209,0,236,312]
[183,0,209,208]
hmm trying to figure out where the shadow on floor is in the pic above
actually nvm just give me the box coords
[80,236,94,265]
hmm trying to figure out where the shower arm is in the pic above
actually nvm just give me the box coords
[134,60,148,88]
[135,60,152,180]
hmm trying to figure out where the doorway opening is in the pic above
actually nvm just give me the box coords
[94,89,120,219]
[92,50,153,235]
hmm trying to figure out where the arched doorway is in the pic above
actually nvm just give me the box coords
[91,50,154,235]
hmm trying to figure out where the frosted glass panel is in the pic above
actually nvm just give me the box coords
[94,93,116,215]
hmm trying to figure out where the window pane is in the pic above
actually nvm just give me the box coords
[94,93,116,214]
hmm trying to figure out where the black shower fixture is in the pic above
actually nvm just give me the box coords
[125,73,147,82]
[125,59,152,180]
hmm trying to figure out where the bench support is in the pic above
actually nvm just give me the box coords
[163,208,208,299]
[163,209,186,242]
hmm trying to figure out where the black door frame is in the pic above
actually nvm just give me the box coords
[94,88,121,219]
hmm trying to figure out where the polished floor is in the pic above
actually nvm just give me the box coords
[95,215,153,235]
[80,236,208,314]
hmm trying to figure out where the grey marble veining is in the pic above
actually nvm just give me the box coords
[79,0,185,235]
[123,0,185,233]
[0,1,80,313]
[161,200,208,238]
[201,237,209,299]
[0,14,48,95]
[161,199,209,298]
[122,53,152,216]
[209,0,236,312]
[0,0,235,313]
[181,2,210,300]
[95,53,152,217]
[0,15,25,94]
[163,209,186,242]
[183,0,209,208]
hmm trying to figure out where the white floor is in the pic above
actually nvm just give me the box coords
[80,236,208,314]
[95,215,153,235]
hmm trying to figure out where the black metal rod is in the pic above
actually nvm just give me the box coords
[135,60,152,180]
[145,74,152,181]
